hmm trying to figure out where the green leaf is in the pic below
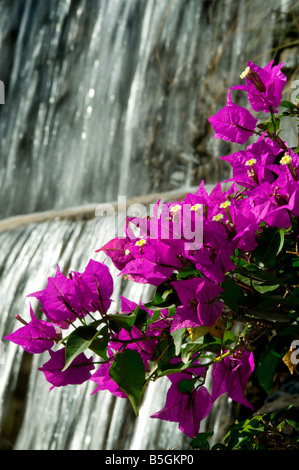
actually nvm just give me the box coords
[286,418,299,430]
[109,349,145,416]
[250,281,280,294]
[156,359,193,378]
[223,328,237,346]
[257,337,289,393]
[178,378,194,394]
[87,319,103,329]
[88,337,108,360]
[108,305,144,331]
[145,287,174,308]
[235,264,284,286]
[254,228,285,267]
[242,416,264,433]
[283,287,299,308]
[171,328,185,355]
[176,265,200,279]
[222,416,265,449]
[256,294,286,307]
[236,272,280,294]
[222,277,244,313]
[155,339,175,365]
[63,326,98,371]
[257,349,280,393]
[257,117,280,134]
[88,325,110,360]
[280,100,296,110]
[190,431,214,450]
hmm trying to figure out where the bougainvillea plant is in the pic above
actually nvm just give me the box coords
[5,59,299,449]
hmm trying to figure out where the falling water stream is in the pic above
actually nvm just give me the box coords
[0,0,298,450]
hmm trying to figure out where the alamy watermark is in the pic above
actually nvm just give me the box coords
[290,339,299,366]
[290,80,299,104]
[94,196,203,251]
[0,81,5,104]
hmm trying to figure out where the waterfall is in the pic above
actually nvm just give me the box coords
[0,0,297,450]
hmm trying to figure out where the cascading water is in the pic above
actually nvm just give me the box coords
[0,0,298,450]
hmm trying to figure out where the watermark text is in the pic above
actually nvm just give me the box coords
[290,339,299,366]
[95,196,203,251]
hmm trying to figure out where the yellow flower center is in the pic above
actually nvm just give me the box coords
[170,204,181,213]
[191,203,201,212]
[212,213,224,222]
[245,158,257,167]
[135,238,146,247]
[219,201,231,209]
[240,66,251,79]
[280,152,292,165]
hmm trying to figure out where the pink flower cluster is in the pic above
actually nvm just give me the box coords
[6,260,114,388]
[6,59,296,439]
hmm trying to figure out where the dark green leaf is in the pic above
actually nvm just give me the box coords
[88,325,110,360]
[286,418,299,430]
[145,287,174,308]
[156,360,193,378]
[234,264,284,286]
[281,100,296,110]
[155,339,175,365]
[244,306,291,322]
[236,271,280,294]
[222,416,265,449]
[176,266,200,279]
[254,228,284,267]
[63,326,97,371]
[257,337,289,393]
[178,378,194,394]
[222,277,244,313]
[283,287,299,308]
[190,431,214,450]
[88,337,108,360]
[109,349,145,416]
[108,305,142,331]
[87,319,103,329]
